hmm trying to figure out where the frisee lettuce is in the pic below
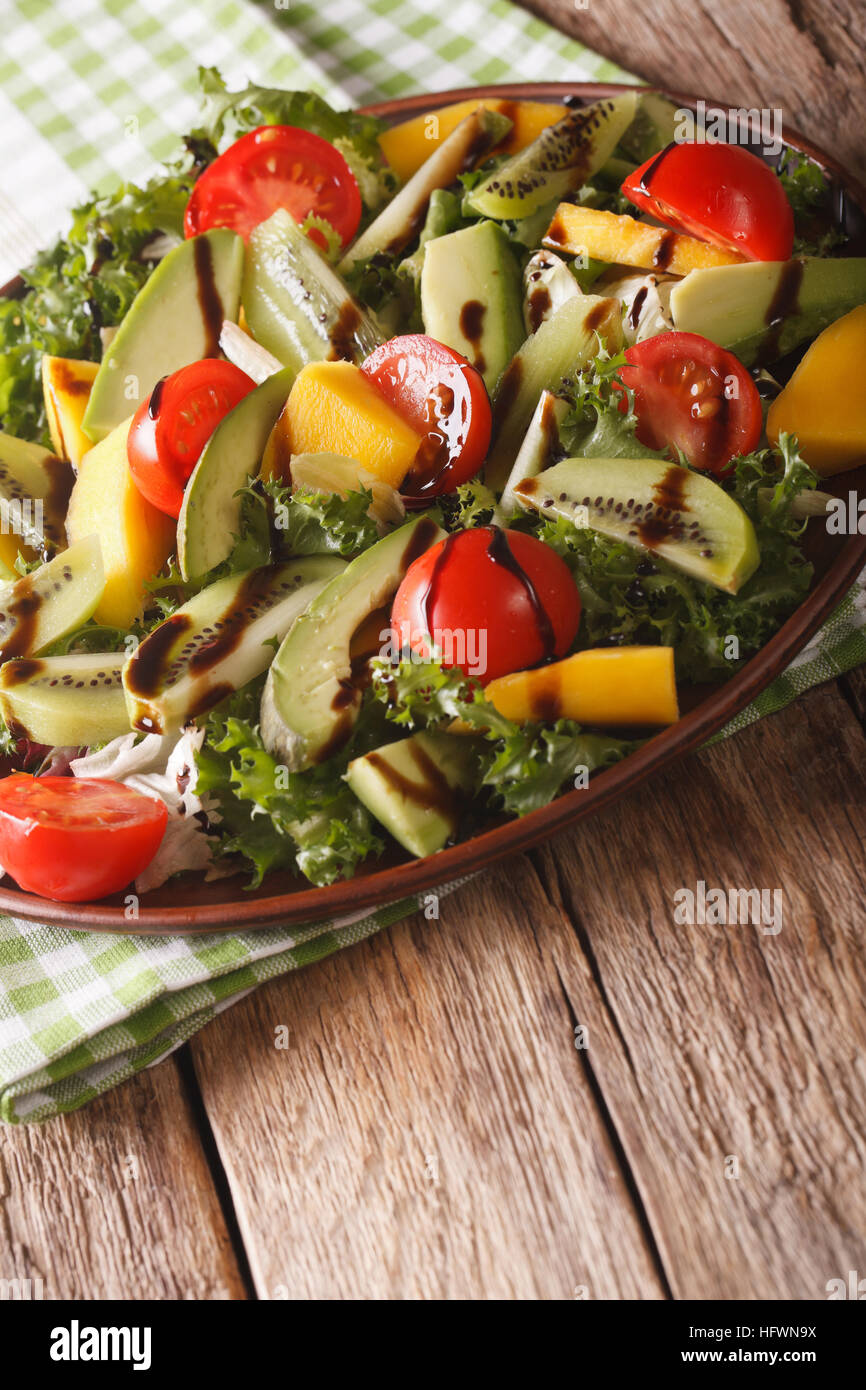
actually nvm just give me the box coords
[0,69,395,443]
[190,67,395,216]
[0,173,191,443]
[370,655,637,816]
[776,150,846,257]
[532,433,816,684]
[558,346,666,461]
[194,678,391,887]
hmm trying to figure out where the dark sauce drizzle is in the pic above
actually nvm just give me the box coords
[756,258,804,365]
[193,235,224,357]
[148,376,167,419]
[365,742,459,824]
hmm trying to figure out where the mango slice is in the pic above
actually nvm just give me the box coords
[484,646,679,727]
[66,418,175,627]
[544,205,747,276]
[42,356,99,468]
[281,361,423,489]
[767,303,866,476]
[379,98,568,182]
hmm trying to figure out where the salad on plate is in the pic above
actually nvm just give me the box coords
[0,72,863,903]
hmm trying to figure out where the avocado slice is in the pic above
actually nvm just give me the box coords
[124,557,343,735]
[339,107,512,275]
[420,220,525,392]
[82,229,244,444]
[618,92,681,163]
[243,209,382,373]
[465,93,638,221]
[177,367,295,581]
[669,256,866,367]
[0,431,73,569]
[0,535,104,663]
[346,731,480,858]
[485,293,623,491]
[0,652,130,746]
[261,514,446,769]
[514,457,759,594]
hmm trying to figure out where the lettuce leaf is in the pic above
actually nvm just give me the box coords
[370,655,637,816]
[559,347,666,461]
[0,69,395,443]
[190,68,395,214]
[534,434,816,683]
[195,680,388,887]
[0,173,191,443]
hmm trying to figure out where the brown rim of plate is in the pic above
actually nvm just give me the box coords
[1,80,864,934]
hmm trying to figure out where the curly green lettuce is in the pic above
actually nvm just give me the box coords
[0,69,395,444]
[533,433,817,684]
[194,680,390,887]
[370,655,637,817]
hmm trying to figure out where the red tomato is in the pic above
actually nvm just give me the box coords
[391,527,581,685]
[361,335,492,498]
[184,125,361,250]
[617,332,762,474]
[128,359,255,517]
[622,141,794,262]
[0,775,167,902]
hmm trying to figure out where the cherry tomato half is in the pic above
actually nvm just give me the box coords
[361,334,492,498]
[391,526,581,685]
[0,775,168,902]
[184,125,362,250]
[128,359,255,517]
[622,141,794,262]
[617,331,762,475]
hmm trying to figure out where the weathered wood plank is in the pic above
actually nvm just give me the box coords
[527,0,866,179]
[0,1060,246,1300]
[189,871,667,1301]
[530,679,866,1299]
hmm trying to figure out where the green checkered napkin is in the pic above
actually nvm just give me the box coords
[0,0,863,1123]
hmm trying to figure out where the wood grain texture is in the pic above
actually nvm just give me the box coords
[531,678,866,1299]
[188,873,666,1301]
[190,676,866,1300]
[0,1060,246,1300]
[525,0,866,178]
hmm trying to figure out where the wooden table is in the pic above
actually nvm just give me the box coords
[3,1,865,1302]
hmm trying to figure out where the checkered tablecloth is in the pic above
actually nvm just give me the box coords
[0,0,863,1124]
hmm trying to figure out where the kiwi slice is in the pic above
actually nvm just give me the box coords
[465,92,637,220]
[514,457,760,594]
[0,652,130,747]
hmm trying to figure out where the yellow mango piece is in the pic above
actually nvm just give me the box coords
[261,403,293,484]
[544,204,747,276]
[282,361,423,489]
[379,98,568,182]
[767,303,866,476]
[66,417,175,627]
[484,646,679,727]
[42,356,99,468]
[0,533,36,582]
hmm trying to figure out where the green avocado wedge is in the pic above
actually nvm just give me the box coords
[177,367,295,581]
[260,515,446,770]
[669,256,866,367]
[346,731,481,858]
[82,229,244,444]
